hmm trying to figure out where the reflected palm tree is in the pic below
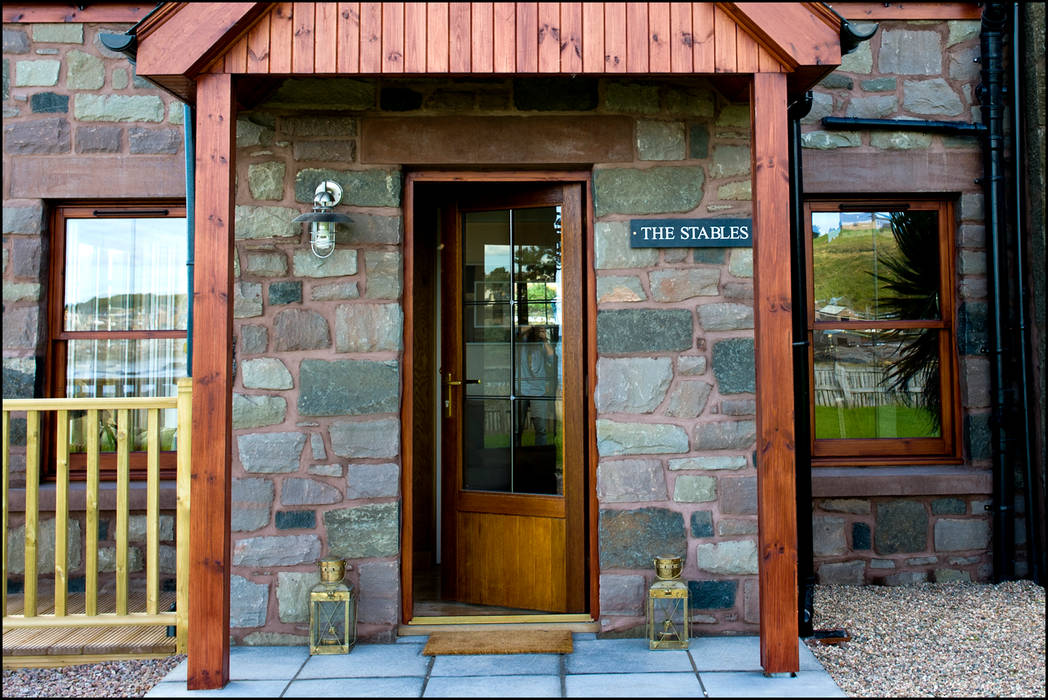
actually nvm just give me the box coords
[874,211,942,430]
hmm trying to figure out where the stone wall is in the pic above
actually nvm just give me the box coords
[800,19,997,584]
[2,21,187,485]
[227,75,762,640]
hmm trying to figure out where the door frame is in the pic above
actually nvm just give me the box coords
[401,170,598,625]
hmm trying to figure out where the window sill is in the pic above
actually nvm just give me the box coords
[811,465,992,498]
[6,481,179,513]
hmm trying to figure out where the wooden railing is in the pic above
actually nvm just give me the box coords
[2,378,191,653]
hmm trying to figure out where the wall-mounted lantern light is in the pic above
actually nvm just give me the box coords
[294,180,353,259]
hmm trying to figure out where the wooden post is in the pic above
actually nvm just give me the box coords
[750,71,799,674]
[188,71,235,690]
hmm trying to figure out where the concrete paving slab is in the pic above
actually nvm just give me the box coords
[297,642,431,678]
[284,677,425,697]
[566,638,693,674]
[423,675,562,697]
[227,645,309,680]
[690,636,823,672]
[430,653,561,676]
[565,672,705,697]
[145,680,290,698]
[701,670,847,697]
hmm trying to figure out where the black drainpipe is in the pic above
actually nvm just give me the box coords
[979,2,1015,582]
[1009,2,1039,584]
[788,91,815,637]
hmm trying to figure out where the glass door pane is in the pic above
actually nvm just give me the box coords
[461,205,563,496]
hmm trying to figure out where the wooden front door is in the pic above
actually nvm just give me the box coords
[440,182,586,614]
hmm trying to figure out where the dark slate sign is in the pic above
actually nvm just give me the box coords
[629,218,753,247]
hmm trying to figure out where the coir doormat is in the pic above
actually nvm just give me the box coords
[422,630,573,655]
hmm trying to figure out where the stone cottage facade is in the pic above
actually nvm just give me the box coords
[3,2,1043,653]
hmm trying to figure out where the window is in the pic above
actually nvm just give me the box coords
[805,199,961,463]
[47,204,188,480]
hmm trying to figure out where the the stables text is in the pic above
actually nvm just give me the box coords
[629,218,753,247]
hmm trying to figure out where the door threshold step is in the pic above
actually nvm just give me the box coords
[400,620,599,636]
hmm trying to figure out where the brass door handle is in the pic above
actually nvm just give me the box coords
[443,377,479,416]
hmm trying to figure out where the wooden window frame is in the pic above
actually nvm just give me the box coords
[805,197,963,466]
[46,201,188,482]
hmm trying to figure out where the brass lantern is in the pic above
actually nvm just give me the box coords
[308,557,357,655]
[646,555,690,650]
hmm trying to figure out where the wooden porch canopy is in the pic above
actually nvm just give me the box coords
[130,2,843,689]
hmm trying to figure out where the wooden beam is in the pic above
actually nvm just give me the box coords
[188,72,235,691]
[750,71,799,675]
[723,2,841,70]
[136,3,267,80]
[836,2,981,20]
[2,3,152,23]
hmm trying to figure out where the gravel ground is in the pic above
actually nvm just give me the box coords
[807,580,1046,698]
[3,581,1044,697]
[2,656,184,698]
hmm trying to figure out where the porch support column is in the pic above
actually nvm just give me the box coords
[750,71,799,674]
[188,71,236,690]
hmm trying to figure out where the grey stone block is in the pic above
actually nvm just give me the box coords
[597,309,693,354]
[241,325,268,354]
[593,166,705,217]
[712,338,755,394]
[934,518,990,551]
[3,28,30,54]
[14,59,60,86]
[364,251,402,299]
[234,282,263,318]
[719,476,757,515]
[242,358,293,390]
[903,79,964,116]
[324,503,400,559]
[697,303,753,331]
[821,498,871,515]
[74,94,164,122]
[276,571,321,623]
[878,30,942,74]
[597,459,667,502]
[281,477,342,505]
[595,357,673,414]
[247,162,286,201]
[875,501,929,554]
[268,281,302,305]
[330,418,400,458]
[636,120,685,161]
[599,507,687,569]
[696,539,758,575]
[599,574,646,615]
[649,268,720,302]
[230,575,269,627]
[238,431,307,473]
[669,456,745,471]
[594,221,658,269]
[272,309,331,351]
[691,510,714,537]
[813,516,847,556]
[596,419,689,456]
[689,580,736,608]
[664,380,712,418]
[693,420,755,451]
[596,276,645,303]
[334,303,403,352]
[3,117,70,153]
[235,205,300,240]
[346,462,399,499]
[76,125,121,153]
[299,359,398,416]
[932,498,966,515]
[801,131,862,149]
[818,560,866,585]
[312,282,360,300]
[672,475,716,502]
[30,91,67,113]
[232,534,321,566]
